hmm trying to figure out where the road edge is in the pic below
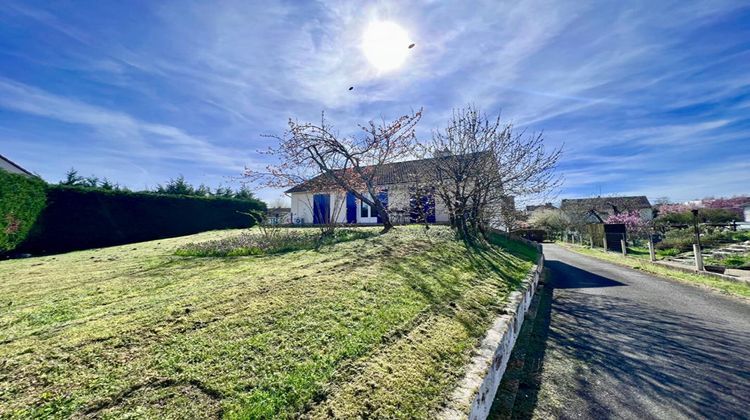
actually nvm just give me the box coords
[558,242,749,300]
[439,251,545,420]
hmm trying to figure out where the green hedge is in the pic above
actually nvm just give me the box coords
[16,185,265,255]
[0,171,47,253]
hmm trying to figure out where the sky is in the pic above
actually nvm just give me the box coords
[1,0,749,206]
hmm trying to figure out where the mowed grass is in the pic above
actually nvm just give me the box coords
[0,226,534,419]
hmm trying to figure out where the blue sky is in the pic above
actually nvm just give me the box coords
[1,0,749,205]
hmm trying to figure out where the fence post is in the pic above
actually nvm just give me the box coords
[621,239,627,256]
[648,238,656,262]
[603,236,608,252]
[693,244,704,271]
[589,237,594,248]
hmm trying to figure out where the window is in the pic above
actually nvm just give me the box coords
[361,201,371,218]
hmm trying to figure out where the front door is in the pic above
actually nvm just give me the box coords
[313,194,330,224]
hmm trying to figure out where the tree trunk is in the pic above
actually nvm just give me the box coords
[373,202,393,234]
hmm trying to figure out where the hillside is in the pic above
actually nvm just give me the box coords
[0,226,534,418]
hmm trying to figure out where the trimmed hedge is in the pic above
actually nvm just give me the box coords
[0,171,47,253]
[17,185,265,255]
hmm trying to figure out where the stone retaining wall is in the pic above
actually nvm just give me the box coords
[440,251,544,419]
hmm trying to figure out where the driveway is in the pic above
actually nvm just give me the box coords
[531,244,750,419]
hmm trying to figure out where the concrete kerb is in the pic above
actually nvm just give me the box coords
[439,251,545,420]
[650,259,750,286]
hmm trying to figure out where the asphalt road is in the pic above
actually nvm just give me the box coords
[533,244,750,419]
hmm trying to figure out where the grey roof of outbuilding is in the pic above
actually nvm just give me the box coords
[285,152,489,193]
[0,153,33,176]
[560,196,652,213]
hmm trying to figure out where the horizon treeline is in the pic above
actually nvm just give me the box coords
[59,168,255,200]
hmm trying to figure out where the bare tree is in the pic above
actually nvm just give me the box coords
[498,196,525,233]
[246,110,422,233]
[529,208,571,239]
[422,105,562,240]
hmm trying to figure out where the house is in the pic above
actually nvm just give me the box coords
[266,207,291,225]
[560,196,653,223]
[525,202,556,214]
[285,154,490,225]
[0,153,33,176]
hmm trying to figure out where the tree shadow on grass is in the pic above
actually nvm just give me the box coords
[383,242,532,338]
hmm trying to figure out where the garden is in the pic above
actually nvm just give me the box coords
[0,225,536,418]
[589,204,750,271]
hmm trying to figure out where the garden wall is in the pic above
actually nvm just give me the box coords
[440,250,544,420]
[15,186,265,255]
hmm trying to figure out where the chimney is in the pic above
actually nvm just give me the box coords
[434,148,452,158]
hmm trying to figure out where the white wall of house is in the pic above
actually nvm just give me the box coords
[290,184,452,225]
[289,192,347,224]
[290,192,312,224]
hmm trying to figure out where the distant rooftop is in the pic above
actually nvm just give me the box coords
[560,196,652,213]
[526,203,556,212]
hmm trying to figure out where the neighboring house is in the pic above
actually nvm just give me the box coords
[0,153,33,176]
[526,203,556,212]
[286,153,490,225]
[561,196,653,223]
[525,202,556,214]
[266,207,291,225]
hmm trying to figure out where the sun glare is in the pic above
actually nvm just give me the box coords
[362,21,411,72]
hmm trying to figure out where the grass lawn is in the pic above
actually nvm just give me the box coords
[0,226,535,419]
[559,243,750,298]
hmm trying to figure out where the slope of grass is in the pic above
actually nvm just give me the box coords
[0,226,532,418]
[559,243,750,298]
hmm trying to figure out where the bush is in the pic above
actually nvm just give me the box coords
[705,254,750,269]
[0,171,47,253]
[655,227,748,252]
[175,229,376,257]
[17,185,266,255]
[659,208,741,224]
[656,248,681,257]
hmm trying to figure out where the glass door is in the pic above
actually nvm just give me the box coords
[359,198,378,224]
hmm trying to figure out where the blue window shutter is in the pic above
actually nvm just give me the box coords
[376,190,388,223]
[346,192,357,223]
[313,194,331,224]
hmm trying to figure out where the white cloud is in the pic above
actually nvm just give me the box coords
[0,78,251,170]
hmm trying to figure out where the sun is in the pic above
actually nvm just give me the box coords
[362,21,411,72]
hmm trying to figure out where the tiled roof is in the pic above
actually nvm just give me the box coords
[526,203,556,212]
[285,152,489,193]
[560,196,652,213]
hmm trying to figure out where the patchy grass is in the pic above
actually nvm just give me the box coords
[0,226,532,418]
[559,243,750,298]
[174,228,376,257]
[705,253,750,269]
